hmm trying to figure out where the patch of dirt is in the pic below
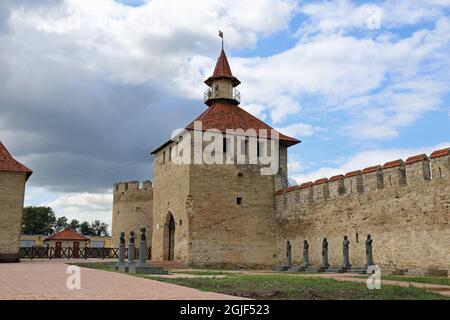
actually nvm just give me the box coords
[227,290,285,299]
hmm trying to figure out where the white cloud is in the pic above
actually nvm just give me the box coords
[7,0,296,94]
[290,141,450,183]
[276,122,317,139]
[232,15,450,138]
[6,0,449,141]
[42,192,113,228]
[298,0,450,35]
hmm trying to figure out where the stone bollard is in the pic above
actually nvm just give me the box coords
[302,240,310,268]
[127,231,136,268]
[116,232,126,271]
[321,238,330,269]
[342,235,352,270]
[128,227,168,275]
[365,234,374,268]
[137,227,149,267]
[286,240,292,267]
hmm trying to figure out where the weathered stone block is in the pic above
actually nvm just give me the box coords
[344,171,363,194]
[430,148,450,179]
[405,154,431,185]
[382,160,406,187]
[362,165,383,191]
[313,178,329,202]
[329,175,345,198]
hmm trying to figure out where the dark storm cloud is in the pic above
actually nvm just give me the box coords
[0,61,202,192]
[0,0,205,193]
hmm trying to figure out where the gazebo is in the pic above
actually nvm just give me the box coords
[44,229,90,258]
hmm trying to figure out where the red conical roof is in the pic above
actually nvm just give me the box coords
[44,228,90,242]
[205,49,240,86]
[0,141,32,180]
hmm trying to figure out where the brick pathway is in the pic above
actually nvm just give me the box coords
[0,260,242,300]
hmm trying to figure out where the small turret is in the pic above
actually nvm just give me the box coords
[204,47,241,106]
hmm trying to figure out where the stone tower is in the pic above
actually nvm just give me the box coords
[111,181,153,248]
[0,141,32,262]
[150,46,300,266]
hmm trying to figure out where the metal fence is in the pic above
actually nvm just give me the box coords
[19,247,151,260]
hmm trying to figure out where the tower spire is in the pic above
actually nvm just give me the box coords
[203,44,241,106]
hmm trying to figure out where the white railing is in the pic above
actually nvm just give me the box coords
[204,88,241,103]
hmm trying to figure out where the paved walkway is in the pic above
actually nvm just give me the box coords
[0,260,242,300]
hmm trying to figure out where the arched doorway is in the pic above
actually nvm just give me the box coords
[163,212,176,261]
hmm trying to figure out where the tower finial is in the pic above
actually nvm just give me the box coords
[219,30,223,50]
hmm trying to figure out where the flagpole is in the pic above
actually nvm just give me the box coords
[219,30,224,50]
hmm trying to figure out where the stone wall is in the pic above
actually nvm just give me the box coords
[151,135,191,262]
[275,150,450,272]
[111,181,153,249]
[189,163,277,267]
[0,172,27,262]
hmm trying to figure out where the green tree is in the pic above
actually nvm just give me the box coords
[69,219,80,231]
[91,220,109,237]
[79,221,94,236]
[22,206,56,235]
[54,216,69,232]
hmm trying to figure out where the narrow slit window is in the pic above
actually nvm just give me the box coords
[236,197,242,205]
[223,137,227,153]
[257,141,260,157]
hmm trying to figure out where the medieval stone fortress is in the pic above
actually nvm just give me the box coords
[111,47,450,275]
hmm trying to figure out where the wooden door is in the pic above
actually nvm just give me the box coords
[73,242,80,258]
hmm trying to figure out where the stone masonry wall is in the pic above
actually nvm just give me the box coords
[0,172,27,261]
[151,135,191,262]
[189,163,277,267]
[275,150,450,272]
[111,181,153,249]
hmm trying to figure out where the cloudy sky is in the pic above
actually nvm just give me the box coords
[1,0,449,228]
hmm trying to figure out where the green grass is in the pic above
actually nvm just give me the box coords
[372,275,449,286]
[69,261,117,271]
[351,275,450,286]
[70,262,448,300]
[147,274,449,300]
[171,270,238,276]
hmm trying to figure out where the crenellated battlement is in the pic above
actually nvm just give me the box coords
[114,180,153,195]
[111,180,153,248]
[275,147,450,208]
[274,147,450,271]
